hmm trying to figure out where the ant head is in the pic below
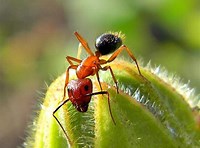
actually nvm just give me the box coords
[95,33,122,55]
[67,78,93,112]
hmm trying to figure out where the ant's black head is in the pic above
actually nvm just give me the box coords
[95,33,122,55]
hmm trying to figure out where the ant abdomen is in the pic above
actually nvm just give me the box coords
[95,33,122,55]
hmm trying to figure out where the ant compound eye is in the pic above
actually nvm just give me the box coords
[84,85,89,91]
[95,33,122,55]
[67,88,70,92]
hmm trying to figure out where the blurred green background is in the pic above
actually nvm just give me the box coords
[0,0,199,147]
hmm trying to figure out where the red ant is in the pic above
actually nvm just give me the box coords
[53,31,143,144]
[53,78,115,145]
[63,32,143,100]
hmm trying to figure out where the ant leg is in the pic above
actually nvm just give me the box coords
[53,99,73,145]
[77,43,83,59]
[74,32,94,56]
[86,91,116,125]
[101,66,119,93]
[66,56,82,66]
[95,72,103,91]
[107,45,142,76]
[63,65,78,101]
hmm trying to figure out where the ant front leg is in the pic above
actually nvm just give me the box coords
[63,65,78,101]
[64,56,81,100]
[101,66,119,94]
[53,99,73,145]
[107,45,142,76]
[74,32,94,56]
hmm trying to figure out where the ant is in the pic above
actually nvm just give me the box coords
[63,31,143,101]
[53,77,115,145]
[53,32,143,145]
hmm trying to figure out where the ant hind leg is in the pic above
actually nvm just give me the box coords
[107,45,142,76]
[74,32,94,56]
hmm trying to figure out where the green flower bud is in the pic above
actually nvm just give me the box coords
[24,60,200,148]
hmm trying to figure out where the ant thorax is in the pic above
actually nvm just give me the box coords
[76,56,100,79]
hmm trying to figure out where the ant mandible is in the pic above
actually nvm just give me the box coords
[63,31,143,101]
[53,77,115,145]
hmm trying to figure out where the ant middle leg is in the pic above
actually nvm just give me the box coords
[101,66,119,93]
[66,56,82,66]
